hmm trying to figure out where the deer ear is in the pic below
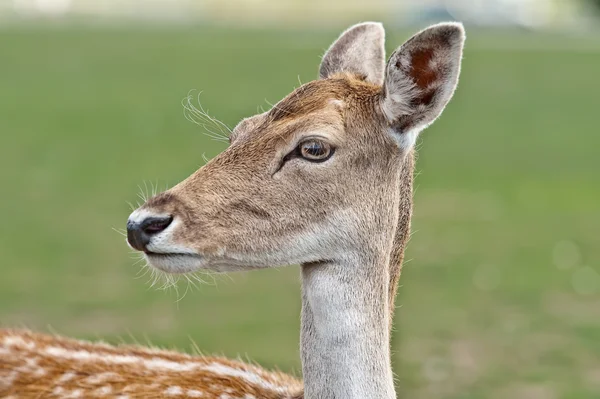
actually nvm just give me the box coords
[319,22,386,85]
[381,22,465,150]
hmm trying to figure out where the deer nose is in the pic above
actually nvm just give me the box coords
[126,216,173,251]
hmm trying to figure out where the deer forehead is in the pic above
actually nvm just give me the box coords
[231,76,382,146]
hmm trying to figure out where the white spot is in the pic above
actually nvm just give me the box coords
[0,371,18,389]
[86,372,120,384]
[3,336,36,350]
[26,358,38,366]
[52,386,65,395]
[187,390,204,397]
[44,346,200,372]
[115,396,130,399]
[203,363,286,393]
[16,357,44,376]
[64,388,83,398]
[164,386,183,395]
[95,386,113,395]
[58,371,76,383]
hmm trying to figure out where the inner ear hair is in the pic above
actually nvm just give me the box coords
[381,22,465,147]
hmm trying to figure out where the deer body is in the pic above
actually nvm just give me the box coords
[0,329,302,398]
[1,22,465,398]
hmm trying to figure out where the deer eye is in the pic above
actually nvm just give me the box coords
[299,140,333,162]
[276,138,335,173]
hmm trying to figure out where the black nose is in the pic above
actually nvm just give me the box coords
[127,216,173,252]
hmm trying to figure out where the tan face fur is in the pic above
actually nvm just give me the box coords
[127,22,465,277]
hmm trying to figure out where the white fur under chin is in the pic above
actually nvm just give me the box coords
[144,253,205,274]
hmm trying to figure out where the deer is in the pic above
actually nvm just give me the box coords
[0,21,465,399]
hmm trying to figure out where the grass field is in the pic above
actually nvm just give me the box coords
[0,24,599,398]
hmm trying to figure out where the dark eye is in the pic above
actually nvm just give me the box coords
[299,140,333,162]
[276,138,335,173]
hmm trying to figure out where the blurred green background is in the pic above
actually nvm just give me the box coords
[1,1,600,398]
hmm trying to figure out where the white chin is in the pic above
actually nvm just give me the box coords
[144,253,204,274]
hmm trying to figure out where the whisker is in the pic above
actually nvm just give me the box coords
[143,181,150,202]
[112,227,127,238]
[175,278,191,304]
[137,184,147,203]
[194,92,232,134]
[126,201,136,212]
[182,90,232,143]
[201,153,211,164]
[188,335,204,356]
[135,266,151,280]
[183,274,196,291]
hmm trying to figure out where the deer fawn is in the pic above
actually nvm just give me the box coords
[1,21,465,399]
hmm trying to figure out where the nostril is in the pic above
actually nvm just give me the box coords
[126,215,173,252]
[140,216,173,236]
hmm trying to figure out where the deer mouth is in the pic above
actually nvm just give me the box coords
[144,250,199,257]
[143,251,204,274]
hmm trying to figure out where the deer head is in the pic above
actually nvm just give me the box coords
[126,23,465,282]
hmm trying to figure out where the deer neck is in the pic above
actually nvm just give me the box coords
[298,151,413,399]
[300,244,396,399]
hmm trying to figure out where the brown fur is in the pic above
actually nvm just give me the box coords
[0,21,465,398]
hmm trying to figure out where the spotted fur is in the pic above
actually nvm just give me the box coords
[0,329,301,398]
